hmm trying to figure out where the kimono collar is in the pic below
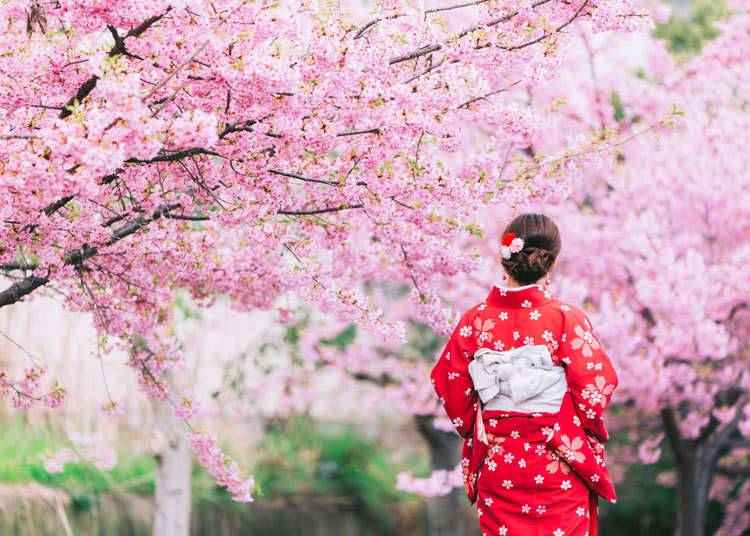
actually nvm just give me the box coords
[485,282,553,308]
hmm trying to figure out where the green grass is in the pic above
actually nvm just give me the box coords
[0,413,424,523]
[250,418,420,530]
[0,416,155,506]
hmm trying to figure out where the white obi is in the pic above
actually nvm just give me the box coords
[468,345,567,413]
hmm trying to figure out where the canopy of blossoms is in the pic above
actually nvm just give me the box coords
[0,0,655,500]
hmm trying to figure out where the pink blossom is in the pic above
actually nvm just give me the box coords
[188,431,255,502]
[40,449,77,474]
[509,238,524,253]
[396,465,463,497]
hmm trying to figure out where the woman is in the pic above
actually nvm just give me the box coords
[430,213,618,536]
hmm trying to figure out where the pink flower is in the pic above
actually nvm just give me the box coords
[101,400,126,417]
[41,449,77,474]
[570,325,600,358]
[583,376,616,408]
[509,237,524,253]
[557,435,586,463]
[188,431,255,502]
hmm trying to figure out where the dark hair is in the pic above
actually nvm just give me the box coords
[501,213,561,285]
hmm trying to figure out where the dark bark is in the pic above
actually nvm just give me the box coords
[59,8,171,118]
[672,442,714,536]
[0,203,181,307]
[414,415,466,536]
[661,394,748,536]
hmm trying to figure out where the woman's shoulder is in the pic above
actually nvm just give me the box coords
[444,302,481,335]
[458,300,487,325]
[547,299,596,330]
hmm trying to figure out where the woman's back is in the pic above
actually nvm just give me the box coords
[429,214,619,536]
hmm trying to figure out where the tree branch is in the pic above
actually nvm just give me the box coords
[388,0,553,64]
[716,465,750,478]
[268,168,340,186]
[0,203,182,307]
[497,0,589,52]
[661,407,689,465]
[707,397,749,464]
[277,204,364,216]
[336,128,380,137]
[126,147,224,164]
[58,8,171,119]
[0,263,38,272]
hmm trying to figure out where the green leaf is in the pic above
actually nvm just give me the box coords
[610,91,625,122]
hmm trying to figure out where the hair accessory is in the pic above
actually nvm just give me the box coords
[500,232,524,259]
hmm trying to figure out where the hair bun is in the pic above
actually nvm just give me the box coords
[499,213,561,285]
[526,247,554,273]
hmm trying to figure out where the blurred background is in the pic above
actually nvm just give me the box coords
[1,0,748,535]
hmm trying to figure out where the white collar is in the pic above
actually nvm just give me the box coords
[498,282,540,292]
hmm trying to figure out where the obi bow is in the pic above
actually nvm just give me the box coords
[468,345,566,407]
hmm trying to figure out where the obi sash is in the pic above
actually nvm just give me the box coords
[467,345,566,446]
[462,346,617,507]
[468,345,567,413]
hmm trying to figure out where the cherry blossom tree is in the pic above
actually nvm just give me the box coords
[366,3,750,535]
[554,39,750,536]
[528,3,750,533]
[0,0,655,502]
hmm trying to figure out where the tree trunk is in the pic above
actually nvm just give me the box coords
[662,408,716,536]
[151,400,192,536]
[414,415,466,536]
[673,442,713,536]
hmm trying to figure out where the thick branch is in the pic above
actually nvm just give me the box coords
[0,272,50,307]
[716,465,750,478]
[706,397,748,464]
[219,119,258,139]
[59,76,99,119]
[126,147,224,164]
[0,203,181,307]
[58,8,171,119]
[277,204,364,216]
[0,263,38,272]
[661,407,689,465]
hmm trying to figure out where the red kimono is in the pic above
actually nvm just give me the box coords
[430,283,619,536]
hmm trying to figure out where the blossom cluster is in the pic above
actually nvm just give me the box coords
[396,465,463,497]
[188,431,255,502]
[40,434,118,473]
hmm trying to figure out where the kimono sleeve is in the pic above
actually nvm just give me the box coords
[559,306,619,443]
[429,310,479,438]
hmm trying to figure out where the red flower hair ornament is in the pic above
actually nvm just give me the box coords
[500,232,524,259]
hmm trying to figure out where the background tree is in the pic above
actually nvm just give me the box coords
[380,2,750,535]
